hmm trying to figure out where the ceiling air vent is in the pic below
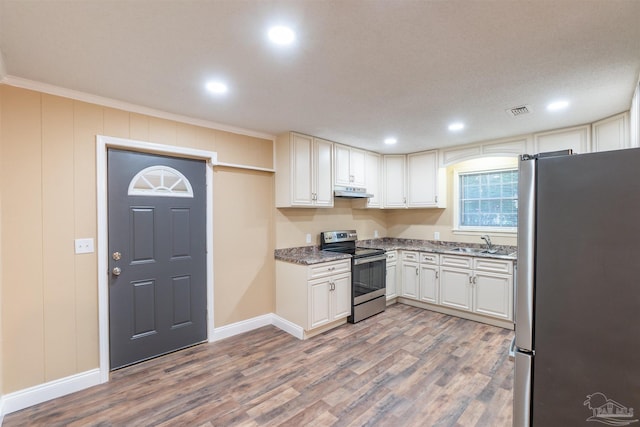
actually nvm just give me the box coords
[506,105,531,117]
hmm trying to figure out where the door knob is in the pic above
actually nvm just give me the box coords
[112,267,122,276]
[112,251,122,261]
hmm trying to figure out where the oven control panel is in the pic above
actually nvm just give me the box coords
[321,230,357,243]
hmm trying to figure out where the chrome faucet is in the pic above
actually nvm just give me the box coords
[481,234,493,251]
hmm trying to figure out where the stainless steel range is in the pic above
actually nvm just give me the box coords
[320,230,387,323]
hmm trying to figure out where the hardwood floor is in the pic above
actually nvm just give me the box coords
[4,304,514,427]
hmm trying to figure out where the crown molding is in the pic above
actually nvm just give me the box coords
[0,75,275,141]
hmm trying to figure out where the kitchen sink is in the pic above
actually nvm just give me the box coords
[450,247,498,254]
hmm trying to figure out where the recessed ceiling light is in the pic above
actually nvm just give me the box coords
[384,137,397,145]
[547,100,569,111]
[448,122,465,131]
[268,26,295,45]
[206,81,228,95]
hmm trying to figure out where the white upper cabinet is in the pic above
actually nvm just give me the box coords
[533,125,590,154]
[334,143,366,187]
[407,150,445,208]
[364,151,381,208]
[275,132,333,208]
[383,151,446,209]
[383,155,407,208]
[592,112,629,152]
[314,138,334,206]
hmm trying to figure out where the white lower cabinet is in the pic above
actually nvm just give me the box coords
[419,252,439,304]
[473,271,512,320]
[401,260,419,299]
[439,267,473,311]
[400,251,440,302]
[309,273,351,329]
[385,251,398,299]
[276,259,351,338]
[399,251,514,326]
[440,255,513,320]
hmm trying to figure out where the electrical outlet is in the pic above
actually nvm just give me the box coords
[374,230,379,238]
[75,238,94,254]
[434,231,440,241]
[306,233,312,244]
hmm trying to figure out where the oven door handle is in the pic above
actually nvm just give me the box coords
[353,254,387,265]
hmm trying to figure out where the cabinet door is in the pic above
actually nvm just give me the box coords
[334,144,352,186]
[332,273,352,320]
[473,272,513,320]
[533,125,590,154]
[383,155,406,208]
[440,267,472,311]
[291,133,314,206]
[401,261,419,299]
[419,264,439,304]
[386,262,397,299]
[350,148,366,187]
[365,151,381,208]
[407,150,438,207]
[314,138,334,207]
[309,278,331,329]
[592,112,629,152]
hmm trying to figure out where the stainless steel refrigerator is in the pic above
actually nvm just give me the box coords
[513,149,640,427]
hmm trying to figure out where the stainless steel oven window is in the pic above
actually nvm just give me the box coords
[352,257,386,304]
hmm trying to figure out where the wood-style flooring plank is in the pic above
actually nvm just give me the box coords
[4,304,514,427]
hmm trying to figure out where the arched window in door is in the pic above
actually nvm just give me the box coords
[127,165,194,198]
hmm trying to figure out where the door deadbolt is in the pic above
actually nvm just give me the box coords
[112,251,122,261]
[112,267,122,276]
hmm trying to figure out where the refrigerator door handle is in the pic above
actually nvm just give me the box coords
[516,156,536,351]
[508,336,516,361]
[514,351,533,427]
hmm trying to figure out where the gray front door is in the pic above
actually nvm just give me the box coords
[108,149,207,370]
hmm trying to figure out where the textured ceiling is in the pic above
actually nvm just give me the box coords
[1,0,639,153]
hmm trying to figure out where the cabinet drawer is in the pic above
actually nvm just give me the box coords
[474,258,513,274]
[308,260,351,279]
[386,251,397,262]
[401,251,419,262]
[440,255,472,269]
[420,252,438,265]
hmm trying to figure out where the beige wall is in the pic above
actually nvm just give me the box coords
[275,198,387,248]
[0,85,274,394]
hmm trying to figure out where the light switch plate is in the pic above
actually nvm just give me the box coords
[75,238,94,254]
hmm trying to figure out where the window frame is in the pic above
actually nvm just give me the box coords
[452,163,518,236]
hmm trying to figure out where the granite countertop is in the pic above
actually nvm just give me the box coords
[274,245,352,265]
[358,237,517,260]
[275,238,517,265]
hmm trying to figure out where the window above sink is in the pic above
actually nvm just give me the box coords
[452,157,518,236]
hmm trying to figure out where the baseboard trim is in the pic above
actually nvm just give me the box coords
[209,313,274,342]
[271,314,304,340]
[2,369,101,416]
[1,313,304,419]
[210,313,304,342]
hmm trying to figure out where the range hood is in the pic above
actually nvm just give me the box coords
[334,186,373,199]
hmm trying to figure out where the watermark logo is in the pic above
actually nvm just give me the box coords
[584,392,638,426]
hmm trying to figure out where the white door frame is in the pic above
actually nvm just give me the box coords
[96,135,216,383]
